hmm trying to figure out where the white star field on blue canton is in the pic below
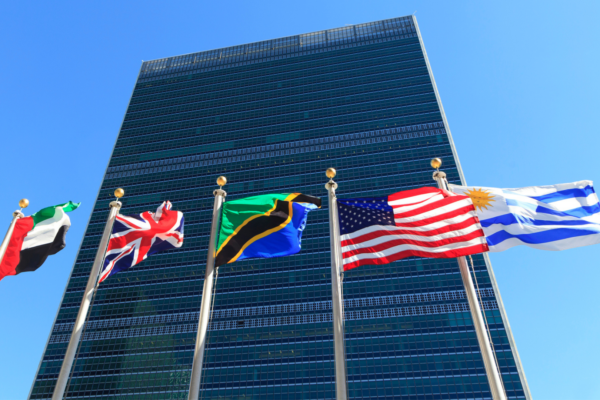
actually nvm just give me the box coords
[337,197,395,235]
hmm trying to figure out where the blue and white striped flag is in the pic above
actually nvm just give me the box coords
[450,181,600,252]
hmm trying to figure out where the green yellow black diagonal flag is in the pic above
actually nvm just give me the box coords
[215,193,321,266]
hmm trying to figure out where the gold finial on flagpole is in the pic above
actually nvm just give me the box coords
[114,188,125,198]
[430,158,442,170]
[217,176,227,188]
[19,199,29,209]
[325,168,338,190]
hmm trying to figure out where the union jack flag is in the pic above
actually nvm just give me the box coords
[99,201,184,283]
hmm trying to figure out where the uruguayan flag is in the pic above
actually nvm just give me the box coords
[450,181,600,252]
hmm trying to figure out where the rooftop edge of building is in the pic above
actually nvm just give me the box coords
[139,15,417,81]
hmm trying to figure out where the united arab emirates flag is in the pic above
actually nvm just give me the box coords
[215,193,321,267]
[0,202,80,281]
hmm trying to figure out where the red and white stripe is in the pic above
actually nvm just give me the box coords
[340,187,488,271]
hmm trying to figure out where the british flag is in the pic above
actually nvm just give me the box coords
[99,201,184,283]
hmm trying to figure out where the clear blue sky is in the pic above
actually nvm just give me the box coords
[1,1,598,399]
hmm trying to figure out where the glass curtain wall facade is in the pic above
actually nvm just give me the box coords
[30,16,530,400]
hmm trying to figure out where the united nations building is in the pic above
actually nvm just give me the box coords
[29,16,531,400]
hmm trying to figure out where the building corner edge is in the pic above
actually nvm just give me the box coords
[483,253,533,400]
[26,61,146,400]
[411,15,533,400]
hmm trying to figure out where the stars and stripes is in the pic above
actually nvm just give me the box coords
[338,187,489,271]
[99,201,184,283]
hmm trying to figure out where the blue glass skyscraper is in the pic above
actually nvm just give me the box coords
[30,16,531,400]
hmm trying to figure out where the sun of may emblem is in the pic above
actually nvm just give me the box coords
[464,188,495,211]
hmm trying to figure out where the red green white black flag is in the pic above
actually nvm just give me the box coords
[0,201,80,281]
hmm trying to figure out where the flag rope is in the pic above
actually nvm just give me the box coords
[199,266,219,400]
[468,255,507,397]
[63,281,101,399]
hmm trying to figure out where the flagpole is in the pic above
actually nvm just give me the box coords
[188,176,227,400]
[325,168,349,400]
[52,189,124,400]
[0,199,29,266]
[430,158,506,400]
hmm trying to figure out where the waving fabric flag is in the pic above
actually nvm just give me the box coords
[339,187,488,271]
[99,201,184,283]
[451,181,600,252]
[215,193,321,266]
[0,202,80,281]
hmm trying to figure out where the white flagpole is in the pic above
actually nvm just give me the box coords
[430,158,506,400]
[52,189,124,400]
[0,199,28,265]
[325,168,349,400]
[188,177,227,400]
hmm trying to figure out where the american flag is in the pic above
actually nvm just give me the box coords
[99,201,184,283]
[338,187,488,271]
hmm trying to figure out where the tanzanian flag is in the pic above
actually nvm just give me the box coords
[215,193,321,266]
